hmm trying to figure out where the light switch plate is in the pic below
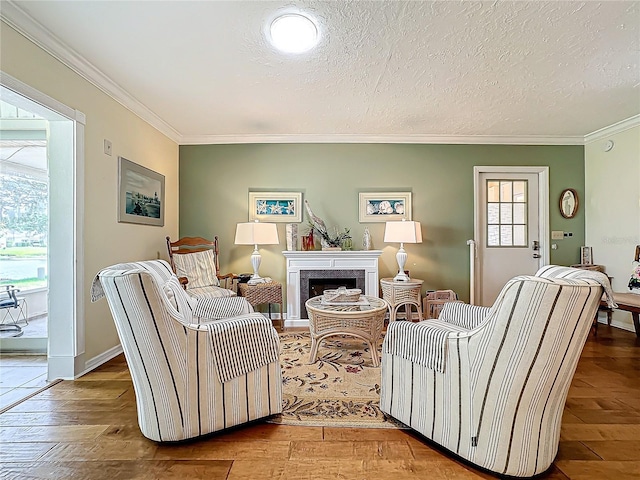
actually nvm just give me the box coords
[104,139,112,156]
[551,230,564,240]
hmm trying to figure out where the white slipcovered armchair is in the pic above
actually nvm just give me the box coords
[92,259,282,442]
[381,266,613,477]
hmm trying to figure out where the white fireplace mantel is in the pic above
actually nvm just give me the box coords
[282,250,382,323]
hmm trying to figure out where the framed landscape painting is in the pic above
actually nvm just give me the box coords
[249,191,302,223]
[118,157,165,226]
[359,192,412,222]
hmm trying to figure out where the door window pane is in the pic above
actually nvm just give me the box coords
[488,225,500,247]
[513,203,526,224]
[487,181,500,202]
[500,182,512,202]
[488,203,499,223]
[486,179,528,247]
[513,225,526,246]
[500,225,513,246]
[513,181,526,202]
[500,203,512,224]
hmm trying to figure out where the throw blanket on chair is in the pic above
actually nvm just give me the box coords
[536,265,618,308]
[383,320,469,373]
[201,316,280,383]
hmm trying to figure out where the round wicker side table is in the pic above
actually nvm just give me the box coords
[305,295,388,367]
[380,277,424,322]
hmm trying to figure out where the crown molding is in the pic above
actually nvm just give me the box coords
[1,1,181,143]
[584,115,640,144]
[2,1,632,148]
[180,133,585,145]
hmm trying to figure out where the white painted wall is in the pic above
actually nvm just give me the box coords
[585,125,640,332]
[1,22,179,369]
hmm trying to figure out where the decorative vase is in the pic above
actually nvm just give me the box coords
[363,228,372,250]
[302,231,314,251]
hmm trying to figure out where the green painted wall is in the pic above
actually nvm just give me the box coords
[179,143,585,304]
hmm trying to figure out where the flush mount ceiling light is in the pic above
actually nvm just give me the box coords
[269,13,319,53]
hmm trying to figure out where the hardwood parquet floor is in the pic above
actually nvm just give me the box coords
[0,325,638,479]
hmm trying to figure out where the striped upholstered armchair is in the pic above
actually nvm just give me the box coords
[381,266,612,477]
[92,260,282,442]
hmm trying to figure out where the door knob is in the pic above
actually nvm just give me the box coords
[533,253,541,259]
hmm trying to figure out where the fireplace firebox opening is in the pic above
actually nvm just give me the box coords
[300,269,365,318]
[309,278,357,298]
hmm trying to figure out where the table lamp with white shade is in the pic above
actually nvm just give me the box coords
[234,220,279,285]
[383,219,422,282]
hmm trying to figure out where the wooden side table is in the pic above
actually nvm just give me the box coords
[570,264,605,273]
[238,281,283,329]
[380,277,424,322]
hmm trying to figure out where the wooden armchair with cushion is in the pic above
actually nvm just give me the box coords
[166,236,237,299]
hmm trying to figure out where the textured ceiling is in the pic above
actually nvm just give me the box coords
[3,1,639,144]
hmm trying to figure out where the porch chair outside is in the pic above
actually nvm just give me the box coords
[381,266,612,477]
[92,259,282,442]
[0,285,28,335]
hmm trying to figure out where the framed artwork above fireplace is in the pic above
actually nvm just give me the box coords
[248,191,302,223]
[359,192,412,222]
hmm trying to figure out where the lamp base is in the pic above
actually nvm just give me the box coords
[247,276,270,285]
[393,271,410,282]
[393,245,409,282]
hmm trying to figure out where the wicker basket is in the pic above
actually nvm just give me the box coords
[423,289,458,319]
[323,287,362,303]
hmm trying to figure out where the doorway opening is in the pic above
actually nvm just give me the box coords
[473,166,549,306]
[0,73,85,411]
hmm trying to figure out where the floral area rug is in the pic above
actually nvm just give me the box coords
[268,331,407,429]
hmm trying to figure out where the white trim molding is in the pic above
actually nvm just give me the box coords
[282,250,382,321]
[77,344,124,379]
[1,71,87,381]
[180,133,586,146]
[1,1,181,143]
[584,115,640,144]
[1,1,634,147]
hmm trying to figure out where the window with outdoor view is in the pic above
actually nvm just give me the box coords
[0,101,48,292]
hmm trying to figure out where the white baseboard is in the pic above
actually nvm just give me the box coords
[609,319,636,334]
[265,312,309,328]
[597,311,635,334]
[283,319,309,328]
[76,343,123,378]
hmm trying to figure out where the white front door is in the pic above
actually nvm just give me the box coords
[474,167,549,306]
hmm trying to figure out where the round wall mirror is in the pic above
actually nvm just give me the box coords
[559,188,579,219]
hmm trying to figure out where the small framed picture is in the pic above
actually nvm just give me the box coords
[580,246,593,265]
[248,191,303,223]
[359,192,412,223]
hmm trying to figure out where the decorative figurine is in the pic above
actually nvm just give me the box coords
[363,227,372,250]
